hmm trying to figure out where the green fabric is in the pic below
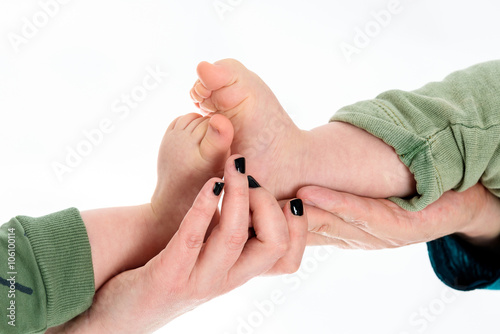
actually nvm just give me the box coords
[331,60,500,211]
[332,60,500,291]
[0,208,95,333]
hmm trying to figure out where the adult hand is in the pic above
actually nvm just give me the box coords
[47,156,307,334]
[297,183,500,249]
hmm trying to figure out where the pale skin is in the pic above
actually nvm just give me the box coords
[298,183,500,250]
[84,58,421,288]
[190,58,500,247]
[80,112,237,290]
[48,103,308,333]
[190,59,416,200]
[48,157,307,333]
[50,58,499,331]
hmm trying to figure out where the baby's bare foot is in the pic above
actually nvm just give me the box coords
[190,59,308,199]
[150,112,233,247]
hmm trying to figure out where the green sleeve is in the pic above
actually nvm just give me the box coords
[0,208,95,333]
[331,60,500,211]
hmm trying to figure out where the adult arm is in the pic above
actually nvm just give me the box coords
[298,183,500,290]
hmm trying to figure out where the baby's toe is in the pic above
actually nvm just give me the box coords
[190,88,204,103]
[174,113,203,130]
[194,80,212,99]
[199,114,234,165]
[199,99,218,114]
[196,60,236,91]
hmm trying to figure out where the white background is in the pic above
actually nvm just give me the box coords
[1,0,499,333]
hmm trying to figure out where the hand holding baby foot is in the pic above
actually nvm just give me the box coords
[47,156,308,334]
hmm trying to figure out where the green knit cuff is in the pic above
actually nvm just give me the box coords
[17,208,95,327]
[331,99,462,211]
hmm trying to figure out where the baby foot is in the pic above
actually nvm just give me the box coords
[190,59,309,199]
[150,112,233,250]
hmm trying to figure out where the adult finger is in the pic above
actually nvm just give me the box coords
[297,186,371,222]
[148,178,223,282]
[228,179,290,286]
[196,155,249,279]
[298,187,410,249]
[265,199,308,275]
[297,186,398,237]
[302,204,384,249]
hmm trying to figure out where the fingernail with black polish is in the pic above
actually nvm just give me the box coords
[290,199,304,216]
[213,182,225,196]
[247,175,261,188]
[235,157,246,174]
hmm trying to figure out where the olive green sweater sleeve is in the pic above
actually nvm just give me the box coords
[0,208,95,333]
[331,60,500,211]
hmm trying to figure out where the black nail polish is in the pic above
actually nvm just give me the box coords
[213,182,225,196]
[247,175,261,188]
[234,157,246,174]
[290,199,304,216]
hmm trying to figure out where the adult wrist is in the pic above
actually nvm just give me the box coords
[455,186,500,249]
